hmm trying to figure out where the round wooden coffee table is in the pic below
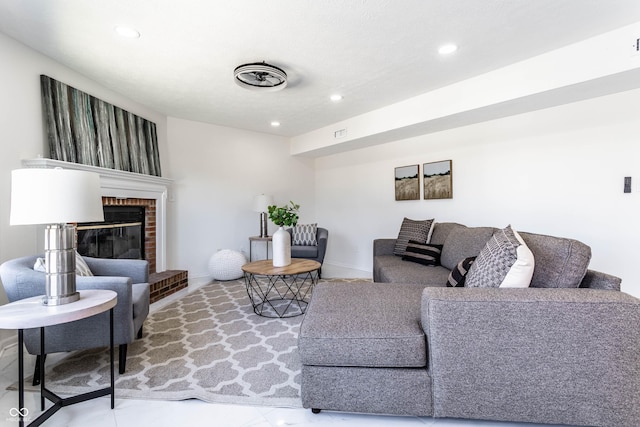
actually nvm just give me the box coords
[242,259,320,318]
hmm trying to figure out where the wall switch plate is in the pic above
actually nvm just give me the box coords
[624,176,632,193]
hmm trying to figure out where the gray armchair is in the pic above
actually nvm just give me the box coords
[287,227,329,278]
[0,254,150,382]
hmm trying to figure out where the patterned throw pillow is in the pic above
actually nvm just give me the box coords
[402,241,443,266]
[75,251,94,276]
[446,256,476,287]
[393,218,435,256]
[293,223,318,246]
[465,225,534,288]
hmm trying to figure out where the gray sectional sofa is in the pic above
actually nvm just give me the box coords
[298,222,640,426]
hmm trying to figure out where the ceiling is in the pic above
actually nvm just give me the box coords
[1,0,640,137]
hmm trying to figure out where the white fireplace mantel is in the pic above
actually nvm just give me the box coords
[22,158,172,272]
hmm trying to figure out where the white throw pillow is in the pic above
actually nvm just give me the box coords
[75,251,94,276]
[499,228,535,288]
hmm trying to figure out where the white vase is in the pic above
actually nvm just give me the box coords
[272,226,291,267]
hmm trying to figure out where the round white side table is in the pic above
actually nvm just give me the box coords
[0,290,117,427]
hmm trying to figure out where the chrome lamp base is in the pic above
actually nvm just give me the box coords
[259,212,269,238]
[43,224,80,306]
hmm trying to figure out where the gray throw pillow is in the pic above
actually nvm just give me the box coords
[393,218,434,256]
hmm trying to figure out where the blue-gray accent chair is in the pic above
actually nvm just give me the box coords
[0,254,150,383]
[287,227,329,278]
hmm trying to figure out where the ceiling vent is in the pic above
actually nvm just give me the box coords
[234,62,288,92]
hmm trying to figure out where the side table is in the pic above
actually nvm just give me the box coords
[249,236,272,261]
[0,290,117,427]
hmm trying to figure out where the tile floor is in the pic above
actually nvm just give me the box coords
[0,282,571,427]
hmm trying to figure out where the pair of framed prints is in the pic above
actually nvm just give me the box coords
[395,160,452,201]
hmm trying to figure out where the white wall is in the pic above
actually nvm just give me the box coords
[165,117,316,283]
[315,88,640,297]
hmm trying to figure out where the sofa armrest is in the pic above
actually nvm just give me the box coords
[83,257,149,283]
[579,268,621,290]
[420,287,640,426]
[373,239,396,257]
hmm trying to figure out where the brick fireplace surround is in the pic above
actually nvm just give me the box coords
[24,158,187,303]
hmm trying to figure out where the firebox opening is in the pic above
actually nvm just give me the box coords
[77,206,145,260]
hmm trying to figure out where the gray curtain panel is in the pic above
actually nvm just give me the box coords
[40,75,162,177]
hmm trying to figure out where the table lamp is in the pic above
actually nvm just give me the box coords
[253,194,273,238]
[10,168,105,305]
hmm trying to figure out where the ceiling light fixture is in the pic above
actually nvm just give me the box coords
[438,44,458,55]
[270,121,281,127]
[234,62,288,92]
[330,94,343,102]
[114,26,141,38]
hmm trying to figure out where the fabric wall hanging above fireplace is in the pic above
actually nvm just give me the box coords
[40,75,162,177]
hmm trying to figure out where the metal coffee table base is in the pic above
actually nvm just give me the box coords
[244,270,317,318]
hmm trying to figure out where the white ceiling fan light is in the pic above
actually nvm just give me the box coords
[234,62,288,92]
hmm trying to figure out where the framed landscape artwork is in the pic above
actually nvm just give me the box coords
[395,164,420,201]
[423,160,452,199]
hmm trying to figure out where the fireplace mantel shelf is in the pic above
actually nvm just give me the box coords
[22,158,173,186]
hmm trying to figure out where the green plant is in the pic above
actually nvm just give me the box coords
[268,201,300,227]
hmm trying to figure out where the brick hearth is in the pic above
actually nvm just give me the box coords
[149,270,189,303]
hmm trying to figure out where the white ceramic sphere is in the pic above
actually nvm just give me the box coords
[208,249,247,281]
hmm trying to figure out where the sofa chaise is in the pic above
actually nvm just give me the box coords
[298,222,640,426]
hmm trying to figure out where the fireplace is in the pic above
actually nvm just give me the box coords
[22,158,188,303]
[77,206,145,261]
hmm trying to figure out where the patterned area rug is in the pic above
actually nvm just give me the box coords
[18,278,364,407]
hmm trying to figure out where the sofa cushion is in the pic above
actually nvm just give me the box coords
[402,241,443,266]
[518,232,591,288]
[394,218,434,256]
[374,255,451,285]
[440,226,496,270]
[293,223,318,246]
[446,256,476,287]
[465,225,534,288]
[430,222,465,245]
[298,282,428,368]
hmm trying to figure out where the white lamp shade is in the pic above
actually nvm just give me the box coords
[253,194,273,213]
[10,168,105,225]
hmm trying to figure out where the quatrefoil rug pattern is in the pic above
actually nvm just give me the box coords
[21,278,361,407]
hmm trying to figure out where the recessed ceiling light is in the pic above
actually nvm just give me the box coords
[270,121,281,127]
[114,26,141,39]
[330,94,343,102]
[438,44,458,55]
